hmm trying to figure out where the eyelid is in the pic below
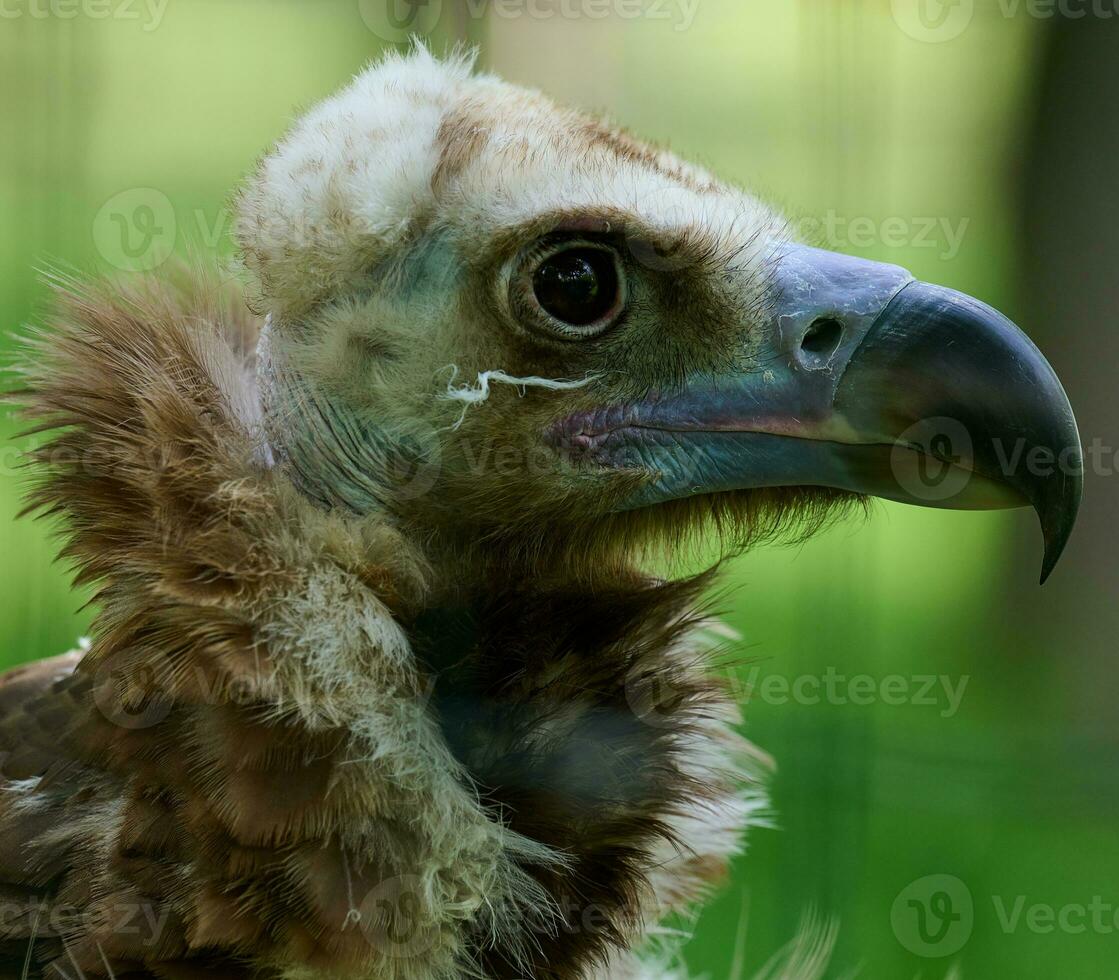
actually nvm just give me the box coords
[522,236,616,269]
[549,216,616,236]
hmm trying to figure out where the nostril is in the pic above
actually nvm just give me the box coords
[800,317,844,359]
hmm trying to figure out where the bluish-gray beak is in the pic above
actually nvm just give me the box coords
[616,244,1083,582]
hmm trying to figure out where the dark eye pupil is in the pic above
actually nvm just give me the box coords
[533,248,620,327]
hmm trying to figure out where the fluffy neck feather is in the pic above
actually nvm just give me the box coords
[15,272,762,980]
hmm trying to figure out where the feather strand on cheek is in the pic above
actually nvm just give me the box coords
[440,365,600,430]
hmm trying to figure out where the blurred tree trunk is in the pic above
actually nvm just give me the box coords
[1015,18,1119,736]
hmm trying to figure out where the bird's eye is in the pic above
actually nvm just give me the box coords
[529,246,624,336]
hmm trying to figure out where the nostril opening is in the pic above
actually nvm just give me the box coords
[801,317,844,357]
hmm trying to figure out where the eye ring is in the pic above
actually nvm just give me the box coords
[514,240,627,341]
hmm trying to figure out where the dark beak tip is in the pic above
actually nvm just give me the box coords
[1037,470,1084,585]
[1039,548,1061,586]
[1040,546,1066,586]
[864,278,1084,587]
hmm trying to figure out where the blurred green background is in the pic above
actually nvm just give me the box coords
[1,1,1116,977]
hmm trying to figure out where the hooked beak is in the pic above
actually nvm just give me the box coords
[559,244,1083,582]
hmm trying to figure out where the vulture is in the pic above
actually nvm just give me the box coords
[0,47,1081,980]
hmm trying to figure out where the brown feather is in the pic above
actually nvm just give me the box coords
[0,269,761,979]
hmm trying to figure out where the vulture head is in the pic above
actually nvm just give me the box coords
[237,47,1081,585]
[0,45,1085,980]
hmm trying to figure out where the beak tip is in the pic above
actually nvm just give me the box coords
[1036,472,1083,585]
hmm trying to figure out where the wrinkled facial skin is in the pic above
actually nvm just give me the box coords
[434,212,784,512]
[264,202,794,537]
